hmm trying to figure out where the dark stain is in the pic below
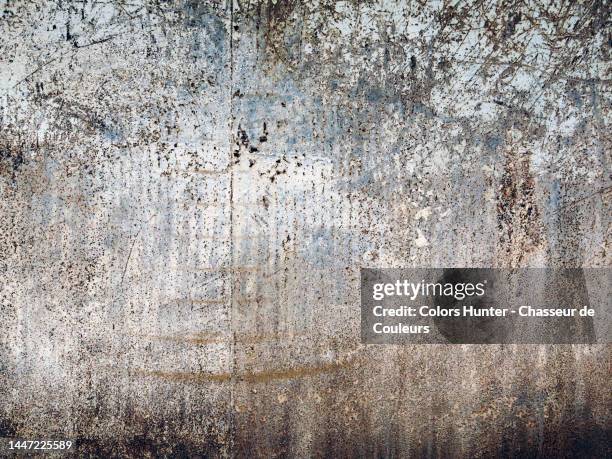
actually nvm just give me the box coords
[496,149,541,262]
[75,429,222,458]
[260,0,301,67]
[0,416,17,437]
[0,127,27,182]
[237,125,249,148]
[503,12,522,39]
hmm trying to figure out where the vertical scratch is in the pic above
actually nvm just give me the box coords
[228,0,236,456]
[119,213,157,289]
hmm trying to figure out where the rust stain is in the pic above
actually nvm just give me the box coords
[132,359,353,384]
[134,368,232,383]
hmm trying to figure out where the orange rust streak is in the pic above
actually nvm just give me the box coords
[133,360,352,384]
[135,369,232,383]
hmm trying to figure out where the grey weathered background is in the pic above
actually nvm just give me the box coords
[0,0,610,457]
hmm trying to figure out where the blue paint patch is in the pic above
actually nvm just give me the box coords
[485,135,502,151]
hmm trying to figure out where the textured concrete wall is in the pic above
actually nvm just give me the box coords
[0,0,610,457]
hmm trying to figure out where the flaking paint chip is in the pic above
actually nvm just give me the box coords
[414,229,429,247]
[414,207,432,220]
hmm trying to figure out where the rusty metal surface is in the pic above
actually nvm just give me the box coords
[0,0,610,457]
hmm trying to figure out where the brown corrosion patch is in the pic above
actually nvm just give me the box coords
[496,149,542,264]
[133,369,232,383]
[131,359,353,384]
